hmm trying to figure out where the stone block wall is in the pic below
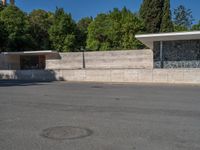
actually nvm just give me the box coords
[59,68,200,84]
[46,50,153,69]
[0,70,59,81]
[1,68,200,84]
[84,50,153,69]
[46,52,83,69]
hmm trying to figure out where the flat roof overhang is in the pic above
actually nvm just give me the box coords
[1,50,58,56]
[135,31,200,49]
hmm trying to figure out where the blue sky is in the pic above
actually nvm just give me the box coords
[15,0,199,23]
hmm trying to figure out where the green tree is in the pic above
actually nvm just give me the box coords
[0,2,7,51]
[173,24,188,32]
[29,9,53,50]
[77,17,93,49]
[120,8,145,49]
[173,5,194,29]
[191,21,200,31]
[0,1,5,11]
[0,20,8,52]
[86,13,112,51]
[48,8,77,52]
[87,8,145,51]
[0,5,35,51]
[139,0,164,33]
[160,0,173,32]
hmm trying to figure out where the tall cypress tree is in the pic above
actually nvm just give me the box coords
[139,0,164,33]
[160,0,174,32]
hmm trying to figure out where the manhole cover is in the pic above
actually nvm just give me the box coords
[41,126,93,140]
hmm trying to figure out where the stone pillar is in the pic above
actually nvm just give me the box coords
[160,41,164,68]
[2,0,7,5]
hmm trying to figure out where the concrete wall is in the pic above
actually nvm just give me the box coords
[0,50,153,70]
[1,49,200,84]
[58,69,200,84]
[46,50,153,69]
[46,53,83,69]
[1,69,200,84]
[0,70,60,81]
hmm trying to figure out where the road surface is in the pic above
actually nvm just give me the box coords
[0,81,200,150]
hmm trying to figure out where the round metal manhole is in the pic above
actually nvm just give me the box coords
[40,126,93,140]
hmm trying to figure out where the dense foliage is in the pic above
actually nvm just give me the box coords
[140,0,174,33]
[173,5,194,30]
[0,20,8,52]
[87,8,145,51]
[140,0,164,33]
[0,1,199,52]
[160,0,173,32]
[77,17,93,49]
[48,8,78,52]
[28,9,53,50]
[0,5,35,51]
[192,21,200,31]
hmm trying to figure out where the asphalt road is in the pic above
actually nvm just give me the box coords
[0,81,200,150]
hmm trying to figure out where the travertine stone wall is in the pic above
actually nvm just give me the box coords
[0,70,59,81]
[46,50,153,69]
[84,50,153,69]
[58,68,200,84]
[46,52,83,69]
[154,40,200,68]
[1,69,200,84]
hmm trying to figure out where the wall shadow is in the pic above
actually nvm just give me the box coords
[0,69,63,87]
[0,80,53,87]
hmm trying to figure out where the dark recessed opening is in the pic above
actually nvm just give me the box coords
[20,55,45,70]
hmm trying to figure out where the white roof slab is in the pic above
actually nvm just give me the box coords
[1,50,58,55]
[135,31,200,49]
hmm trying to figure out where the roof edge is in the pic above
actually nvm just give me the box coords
[1,50,58,55]
[135,31,200,38]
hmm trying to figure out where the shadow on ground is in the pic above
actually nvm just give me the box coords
[0,80,54,87]
[0,70,64,86]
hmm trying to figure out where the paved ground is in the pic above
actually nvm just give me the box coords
[0,81,200,150]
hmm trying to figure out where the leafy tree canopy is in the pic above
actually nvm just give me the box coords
[48,8,77,52]
[0,5,35,51]
[87,7,145,51]
[76,17,93,49]
[160,0,174,32]
[29,9,53,50]
[173,5,194,29]
[191,21,200,31]
[0,2,197,52]
[139,0,164,33]
[0,20,8,52]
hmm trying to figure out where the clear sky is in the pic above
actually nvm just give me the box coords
[15,0,200,23]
